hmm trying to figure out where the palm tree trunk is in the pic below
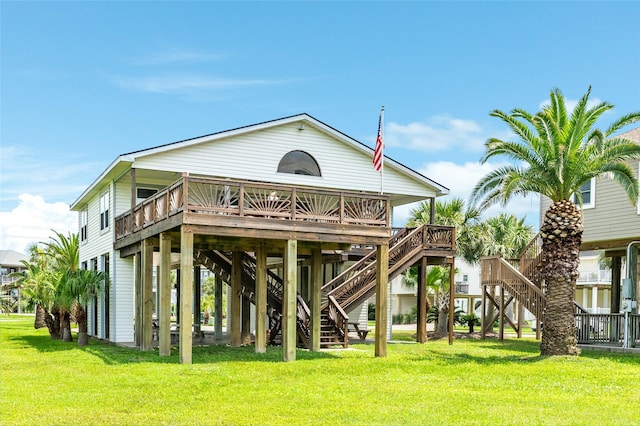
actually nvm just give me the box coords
[539,200,583,356]
[76,305,89,346]
[51,306,62,339]
[61,311,73,342]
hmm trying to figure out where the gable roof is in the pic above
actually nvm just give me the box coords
[71,113,449,209]
[0,250,28,268]
[618,126,640,143]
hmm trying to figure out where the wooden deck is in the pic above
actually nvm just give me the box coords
[114,175,394,250]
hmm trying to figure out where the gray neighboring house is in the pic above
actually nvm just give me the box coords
[1,250,28,312]
[0,250,28,283]
[540,127,640,312]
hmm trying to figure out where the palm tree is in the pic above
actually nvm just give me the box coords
[12,260,60,338]
[484,213,534,259]
[408,198,488,264]
[472,87,640,356]
[45,232,80,342]
[67,269,106,345]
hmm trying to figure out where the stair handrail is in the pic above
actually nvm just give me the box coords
[518,233,542,287]
[327,295,349,347]
[321,227,420,316]
[321,226,412,294]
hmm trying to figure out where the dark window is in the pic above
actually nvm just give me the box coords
[80,209,88,242]
[99,192,109,231]
[137,188,158,200]
[277,150,321,176]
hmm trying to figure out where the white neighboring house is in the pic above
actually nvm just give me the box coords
[576,251,612,313]
[390,257,482,317]
[70,114,452,346]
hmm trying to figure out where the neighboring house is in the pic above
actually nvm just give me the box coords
[391,257,482,317]
[575,251,612,313]
[0,250,28,282]
[540,126,640,312]
[0,250,28,312]
[70,114,455,363]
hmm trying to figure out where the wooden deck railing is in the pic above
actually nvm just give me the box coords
[481,256,545,320]
[115,175,391,241]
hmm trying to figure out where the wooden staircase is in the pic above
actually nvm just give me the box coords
[195,223,455,348]
[480,234,586,339]
[195,250,311,347]
[320,224,455,347]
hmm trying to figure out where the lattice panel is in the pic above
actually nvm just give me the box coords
[344,197,386,222]
[243,188,292,217]
[296,192,340,222]
[189,182,240,210]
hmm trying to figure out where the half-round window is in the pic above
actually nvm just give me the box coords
[277,150,321,176]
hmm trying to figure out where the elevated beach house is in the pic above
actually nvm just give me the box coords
[70,114,456,363]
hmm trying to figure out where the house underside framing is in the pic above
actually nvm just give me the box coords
[113,175,456,363]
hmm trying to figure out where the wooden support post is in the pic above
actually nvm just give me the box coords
[255,245,267,353]
[133,252,142,347]
[194,265,201,334]
[375,243,389,357]
[481,285,486,340]
[283,239,297,362]
[242,294,251,344]
[416,256,427,343]
[159,233,171,356]
[141,239,154,351]
[179,226,194,364]
[448,259,455,345]
[310,246,322,351]
[612,256,622,313]
[517,300,523,339]
[214,275,223,340]
[130,168,136,211]
[230,252,242,347]
[499,285,505,341]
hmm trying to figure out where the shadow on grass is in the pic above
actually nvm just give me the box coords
[403,338,547,364]
[9,332,340,366]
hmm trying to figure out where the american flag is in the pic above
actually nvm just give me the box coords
[373,111,383,172]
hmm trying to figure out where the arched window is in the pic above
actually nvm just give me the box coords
[277,150,321,176]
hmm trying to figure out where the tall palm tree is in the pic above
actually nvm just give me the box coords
[472,87,640,356]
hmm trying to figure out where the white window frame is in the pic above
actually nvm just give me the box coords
[80,208,88,243]
[99,191,110,232]
[572,177,596,210]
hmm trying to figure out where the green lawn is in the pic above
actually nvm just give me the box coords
[2,315,639,425]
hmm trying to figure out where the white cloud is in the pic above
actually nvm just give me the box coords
[136,48,227,66]
[385,115,487,152]
[0,194,76,254]
[0,144,103,206]
[111,73,281,96]
[393,161,540,229]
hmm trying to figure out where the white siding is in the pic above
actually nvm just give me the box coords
[112,255,134,343]
[133,124,439,201]
[78,180,136,343]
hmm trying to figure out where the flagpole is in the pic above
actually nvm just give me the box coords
[380,105,384,195]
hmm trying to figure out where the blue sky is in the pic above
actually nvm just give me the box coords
[1,1,639,252]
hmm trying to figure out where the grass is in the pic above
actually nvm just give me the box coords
[2,315,640,425]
